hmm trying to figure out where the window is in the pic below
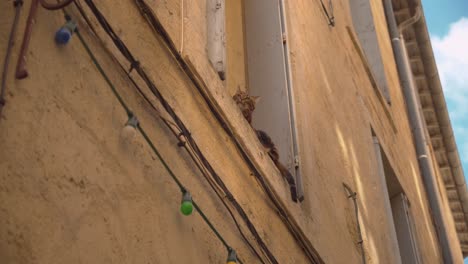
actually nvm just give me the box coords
[349,0,391,103]
[244,0,303,201]
[373,135,422,264]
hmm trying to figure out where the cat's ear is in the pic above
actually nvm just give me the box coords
[251,96,261,104]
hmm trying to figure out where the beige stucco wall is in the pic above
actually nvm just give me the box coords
[0,0,462,263]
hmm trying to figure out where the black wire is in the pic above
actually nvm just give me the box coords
[69,2,256,263]
[73,24,245,263]
[115,58,265,263]
[69,6,263,261]
[121,67,264,263]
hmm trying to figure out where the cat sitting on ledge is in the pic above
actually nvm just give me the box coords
[233,90,298,202]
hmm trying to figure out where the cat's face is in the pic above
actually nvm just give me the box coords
[233,90,259,124]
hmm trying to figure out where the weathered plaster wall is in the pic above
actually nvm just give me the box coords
[0,0,307,263]
[0,0,462,263]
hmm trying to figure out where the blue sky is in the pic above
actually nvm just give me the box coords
[421,0,468,261]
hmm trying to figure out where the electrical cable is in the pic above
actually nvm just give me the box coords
[73,26,244,264]
[0,0,23,117]
[126,70,265,263]
[68,5,264,261]
[79,0,280,262]
[138,90,265,262]
[117,62,250,250]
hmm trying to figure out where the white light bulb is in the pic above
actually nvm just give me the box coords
[121,124,137,143]
[121,113,138,145]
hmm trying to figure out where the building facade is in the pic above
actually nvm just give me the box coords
[0,0,466,263]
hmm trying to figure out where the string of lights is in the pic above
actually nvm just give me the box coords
[69,1,266,261]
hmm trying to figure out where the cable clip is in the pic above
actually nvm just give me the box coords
[177,132,186,147]
[126,112,139,128]
[128,60,140,73]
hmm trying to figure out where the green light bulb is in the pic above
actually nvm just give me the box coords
[180,191,193,216]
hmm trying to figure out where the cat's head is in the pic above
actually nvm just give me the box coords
[232,90,260,124]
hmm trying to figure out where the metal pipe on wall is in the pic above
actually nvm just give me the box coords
[382,2,457,263]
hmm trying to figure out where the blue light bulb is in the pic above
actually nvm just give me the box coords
[55,20,77,45]
[55,27,72,44]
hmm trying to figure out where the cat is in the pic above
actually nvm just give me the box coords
[233,90,298,202]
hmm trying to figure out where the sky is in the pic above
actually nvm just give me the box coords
[420,0,468,261]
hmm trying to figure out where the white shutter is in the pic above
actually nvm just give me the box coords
[391,193,422,264]
[207,0,226,79]
[244,0,303,200]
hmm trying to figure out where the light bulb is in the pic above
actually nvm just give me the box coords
[55,20,77,45]
[121,113,138,143]
[180,191,193,216]
[121,124,136,142]
[226,248,237,264]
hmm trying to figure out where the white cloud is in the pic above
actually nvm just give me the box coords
[430,18,468,167]
[432,18,468,91]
